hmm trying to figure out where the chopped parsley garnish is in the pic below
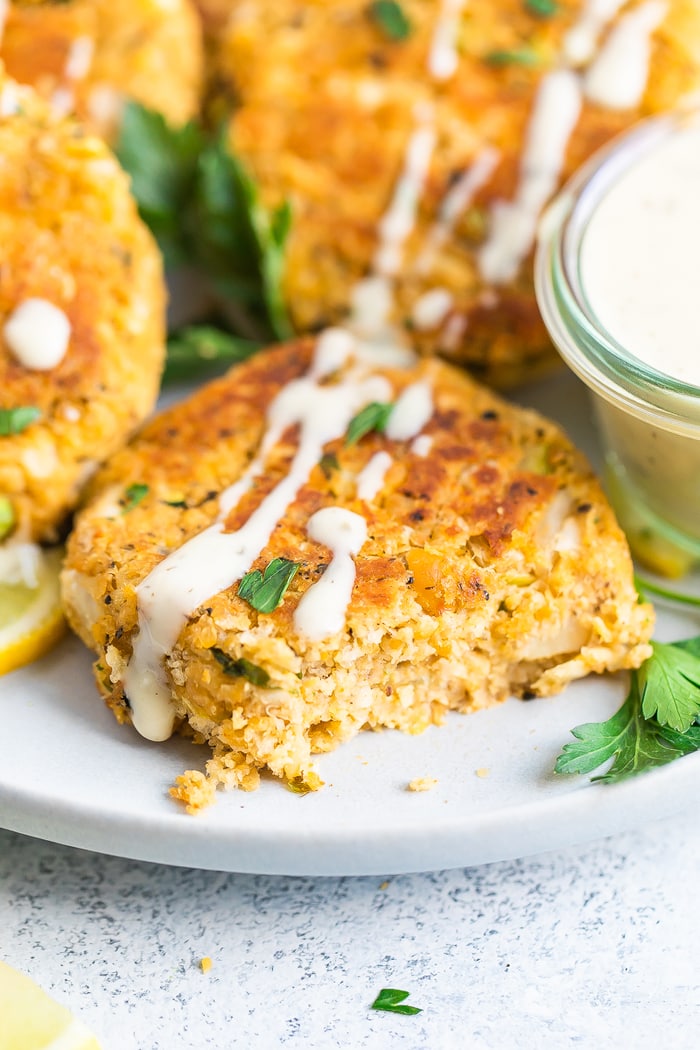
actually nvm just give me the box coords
[211,648,271,687]
[524,0,558,16]
[369,1,412,41]
[0,497,14,540]
[484,47,540,67]
[346,402,394,445]
[237,558,300,613]
[371,989,422,1016]
[318,452,340,479]
[165,325,260,382]
[555,635,700,782]
[121,483,149,513]
[116,102,293,357]
[0,406,41,436]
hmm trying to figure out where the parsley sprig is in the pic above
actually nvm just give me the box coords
[0,407,41,436]
[237,558,300,613]
[211,647,271,687]
[369,1,412,41]
[115,102,293,364]
[121,483,149,513]
[371,989,422,1016]
[346,402,394,445]
[556,636,700,782]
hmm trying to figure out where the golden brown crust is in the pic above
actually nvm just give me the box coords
[0,74,166,541]
[3,0,204,140]
[62,337,654,806]
[215,0,700,387]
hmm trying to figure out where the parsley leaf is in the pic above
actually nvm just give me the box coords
[484,48,540,67]
[634,574,700,610]
[639,639,700,732]
[525,0,558,16]
[0,406,41,436]
[121,483,149,513]
[237,558,300,613]
[371,989,422,1016]
[211,648,271,687]
[369,1,412,41]
[346,402,394,445]
[165,325,260,382]
[555,662,700,783]
[318,452,340,479]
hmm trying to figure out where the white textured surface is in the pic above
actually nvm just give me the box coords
[1,820,699,1050]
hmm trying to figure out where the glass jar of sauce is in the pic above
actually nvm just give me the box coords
[535,108,700,578]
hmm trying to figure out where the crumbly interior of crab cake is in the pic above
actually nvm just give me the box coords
[62,336,653,810]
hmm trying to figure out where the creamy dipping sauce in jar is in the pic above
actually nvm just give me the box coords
[536,110,700,577]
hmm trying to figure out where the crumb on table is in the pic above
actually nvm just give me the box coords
[199,957,212,974]
[407,777,438,792]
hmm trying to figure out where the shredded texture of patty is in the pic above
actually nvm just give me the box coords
[2,0,204,141]
[215,0,700,387]
[62,337,653,810]
[0,74,166,542]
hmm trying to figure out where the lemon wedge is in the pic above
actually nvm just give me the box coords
[0,960,102,1050]
[0,546,65,676]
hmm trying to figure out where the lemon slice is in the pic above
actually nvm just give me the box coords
[0,547,65,676]
[0,960,102,1049]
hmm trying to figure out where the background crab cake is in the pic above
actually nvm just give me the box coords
[216,0,700,387]
[2,0,203,142]
[62,337,653,809]
[0,75,166,544]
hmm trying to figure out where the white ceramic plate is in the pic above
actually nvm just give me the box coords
[1,370,699,875]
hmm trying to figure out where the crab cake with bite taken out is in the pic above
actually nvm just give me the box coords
[62,333,653,810]
[0,73,166,554]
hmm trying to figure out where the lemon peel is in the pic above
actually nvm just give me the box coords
[0,959,102,1050]
[0,547,65,676]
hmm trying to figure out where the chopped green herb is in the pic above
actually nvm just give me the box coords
[0,497,15,540]
[285,778,313,796]
[0,407,41,436]
[369,0,412,41]
[238,557,300,613]
[165,325,260,383]
[346,402,394,445]
[525,0,558,16]
[484,47,540,67]
[555,639,700,783]
[211,648,271,687]
[121,483,149,513]
[371,989,422,1016]
[318,452,340,479]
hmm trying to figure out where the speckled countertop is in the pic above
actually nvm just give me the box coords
[1,813,698,1050]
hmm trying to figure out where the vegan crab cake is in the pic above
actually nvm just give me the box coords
[62,335,653,810]
[0,74,166,551]
[216,0,700,387]
[2,0,204,142]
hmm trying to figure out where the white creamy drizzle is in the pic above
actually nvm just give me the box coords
[584,1,667,110]
[411,287,454,330]
[3,298,71,370]
[123,335,393,741]
[562,0,628,66]
[356,450,393,502]
[478,70,583,284]
[385,380,434,441]
[416,147,500,274]
[374,104,437,277]
[411,434,434,458]
[292,508,368,641]
[51,35,95,119]
[0,1,7,48]
[428,0,467,81]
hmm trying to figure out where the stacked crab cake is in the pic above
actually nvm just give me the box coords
[62,334,653,810]
[0,72,166,558]
[214,0,700,387]
[2,0,203,142]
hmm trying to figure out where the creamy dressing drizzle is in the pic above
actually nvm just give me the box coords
[292,508,368,641]
[479,70,583,284]
[124,332,394,740]
[3,298,72,371]
[374,104,437,277]
[562,0,627,66]
[411,434,434,458]
[428,0,468,81]
[51,35,95,119]
[0,1,7,48]
[411,287,453,330]
[385,380,434,441]
[356,450,393,501]
[584,1,667,109]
